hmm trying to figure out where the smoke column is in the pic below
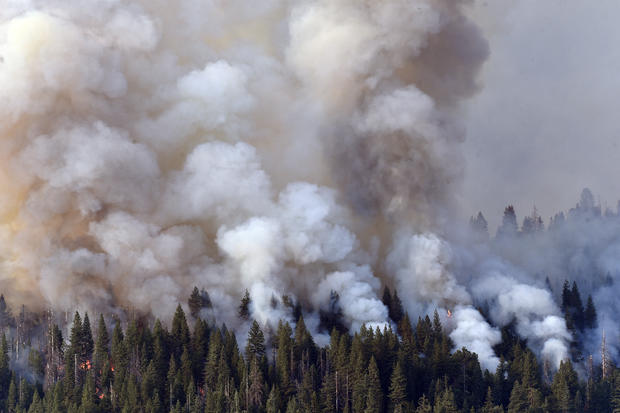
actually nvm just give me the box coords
[0,0,581,371]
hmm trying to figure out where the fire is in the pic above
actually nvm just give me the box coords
[80,360,92,370]
[99,394,104,399]
[110,365,115,372]
[447,309,453,318]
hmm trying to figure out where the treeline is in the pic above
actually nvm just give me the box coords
[469,188,615,239]
[0,287,617,412]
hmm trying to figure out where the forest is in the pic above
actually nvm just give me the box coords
[0,274,616,413]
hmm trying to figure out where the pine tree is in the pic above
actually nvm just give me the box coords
[94,314,109,376]
[497,206,518,238]
[266,385,282,413]
[0,295,12,331]
[611,371,620,413]
[470,212,489,239]
[584,295,597,329]
[481,387,503,413]
[389,292,404,325]
[275,320,293,394]
[188,287,211,319]
[7,377,17,412]
[79,372,97,413]
[246,320,266,362]
[171,304,190,359]
[365,356,382,413]
[320,371,337,413]
[382,289,392,317]
[0,334,10,399]
[69,312,83,355]
[238,290,251,320]
[570,282,585,330]
[433,385,458,413]
[415,395,432,413]
[28,391,44,413]
[388,361,407,412]
[249,358,265,410]
[191,318,209,386]
[551,360,578,413]
[80,313,94,360]
[352,353,368,413]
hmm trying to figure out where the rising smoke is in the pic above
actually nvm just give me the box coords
[0,0,599,373]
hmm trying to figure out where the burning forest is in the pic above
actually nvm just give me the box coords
[0,0,619,411]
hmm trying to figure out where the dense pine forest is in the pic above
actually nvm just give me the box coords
[0,280,616,413]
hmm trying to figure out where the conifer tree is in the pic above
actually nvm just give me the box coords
[191,318,209,386]
[415,395,432,413]
[0,295,12,333]
[7,377,17,412]
[28,391,44,413]
[433,385,458,413]
[171,305,190,358]
[69,312,83,355]
[79,372,97,413]
[388,361,407,412]
[365,356,382,413]
[246,320,266,362]
[266,385,282,413]
[0,334,9,399]
[611,371,620,413]
[188,286,212,319]
[497,205,518,238]
[249,358,265,411]
[238,290,251,320]
[275,320,293,393]
[94,314,109,366]
[481,387,503,413]
[470,212,489,239]
[584,295,597,329]
[80,313,94,360]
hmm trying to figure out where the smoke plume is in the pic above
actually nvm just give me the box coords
[0,0,591,372]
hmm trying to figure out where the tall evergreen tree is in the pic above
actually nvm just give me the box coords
[69,312,83,355]
[171,304,190,359]
[584,295,597,329]
[238,290,251,320]
[470,212,489,239]
[365,357,383,413]
[246,320,266,362]
[249,358,265,411]
[0,334,9,400]
[496,206,518,238]
[188,287,211,319]
[80,313,94,359]
[388,361,407,412]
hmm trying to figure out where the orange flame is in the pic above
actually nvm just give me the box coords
[447,310,453,318]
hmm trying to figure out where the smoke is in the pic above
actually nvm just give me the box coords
[0,0,591,373]
[462,0,620,229]
[469,262,570,367]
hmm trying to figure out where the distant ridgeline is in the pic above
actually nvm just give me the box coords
[0,285,616,413]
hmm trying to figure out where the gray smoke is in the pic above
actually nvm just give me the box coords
[0,0,585,371]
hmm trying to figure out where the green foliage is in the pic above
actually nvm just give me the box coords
[0,303,613,413]
[246,320,266,362]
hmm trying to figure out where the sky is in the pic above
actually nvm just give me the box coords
[461,0,620,231]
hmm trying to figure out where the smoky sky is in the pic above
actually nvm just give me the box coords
[462,0,620,231]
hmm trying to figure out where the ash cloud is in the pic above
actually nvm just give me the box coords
[0,0,592,373]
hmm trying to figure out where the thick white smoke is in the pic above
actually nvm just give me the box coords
[472,201,620,365]
[4,0,584,372]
